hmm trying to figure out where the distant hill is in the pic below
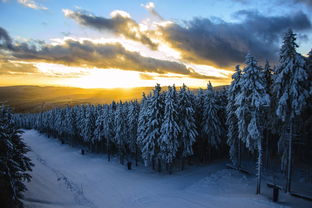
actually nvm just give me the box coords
[0,86,154,113]
[0,85,228,113]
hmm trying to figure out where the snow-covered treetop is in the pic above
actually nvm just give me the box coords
[274,29,309,121]
[280,29,298,60]
[232,65,241,80]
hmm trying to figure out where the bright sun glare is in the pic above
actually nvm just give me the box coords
[32,62,230,88]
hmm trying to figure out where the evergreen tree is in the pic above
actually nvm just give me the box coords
[235,54,270,194]
[114,102,127,164]
[78,105,86,142]
[159,86,180,172]
[140,84,164,169]
[193,88,206,161]
[202,82,222,152]
[263,60,274,168]
[0,105,33,208]
[127,101,140,165]
[104,102,116,161]
[81,105,96,146]
[94,106,105,143]
[137,93,150,163]
[273,29,309,192]
[226,65,242,167]
[178,84,197,168]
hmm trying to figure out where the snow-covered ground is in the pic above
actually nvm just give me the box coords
[22,130,311,208]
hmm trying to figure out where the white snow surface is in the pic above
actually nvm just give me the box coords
[22,130,311,208]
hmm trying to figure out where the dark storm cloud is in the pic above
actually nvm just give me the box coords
[160,11,311,68]
[63,9,158,50]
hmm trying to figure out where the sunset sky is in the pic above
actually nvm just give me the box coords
[0,0,311,88]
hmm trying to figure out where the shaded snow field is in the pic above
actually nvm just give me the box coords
[22,130,311,208]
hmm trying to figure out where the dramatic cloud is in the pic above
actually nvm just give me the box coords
[160,10,311,68]
[63,6,311,69]
[11,40,190,74]
[0,27,214,79]
[63,9,158,50]
[18,0,48,10]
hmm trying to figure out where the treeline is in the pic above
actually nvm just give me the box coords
[15,29,312,194]
[0,105,33,208]
[15,83,228,170]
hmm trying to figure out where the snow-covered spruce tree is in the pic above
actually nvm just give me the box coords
[226,65,242,167]
[137,93,150,164]
[127,100,140,165]
[273,29,309,192]
[302,50,312,166]
[63,106,79,144]
[202,82,223,160]
[55,107,66,137]
[81,105,96,149]
[0,105,33,208]
[77,105,86,143]
[193,88,206,162]
[235,54,270,194]
[159,85,180,172]
[140,84,164,170]
[104,102,116,161]
[215,86,228,155]
[114,102,127,165]
[263,60,274,168]
[94,105,106,152]
[178,84,197,169]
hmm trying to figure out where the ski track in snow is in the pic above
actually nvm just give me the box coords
[32,151,97,208]
[22,130,311,208]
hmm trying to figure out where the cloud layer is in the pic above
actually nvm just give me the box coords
[0,27,216,79]
[161,10,311,68]
[0,59,38,75]
[63,9,158,50]
[63,8,311,69]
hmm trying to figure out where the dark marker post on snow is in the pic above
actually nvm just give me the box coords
[127,161,132,170]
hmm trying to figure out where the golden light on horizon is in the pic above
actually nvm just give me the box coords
[0,61,232,89]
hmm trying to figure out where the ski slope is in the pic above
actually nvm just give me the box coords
[22,130,310,208]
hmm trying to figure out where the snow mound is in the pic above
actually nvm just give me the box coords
[188,169,249,194]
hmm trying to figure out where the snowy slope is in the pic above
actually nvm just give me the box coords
[22,130,311,208]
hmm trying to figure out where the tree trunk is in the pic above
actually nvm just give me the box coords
[238,139,241,168]
[158,158,161,173]
[107,137,110,162]
[135,146,138,166]
[102,140,105,153]
[89,143,92,152]
[152,158,155,170]
[286,121,293,193]
[265,130,270,169]
[168,163,172,174]
[120,145,124,165]
[256,138,263,194]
